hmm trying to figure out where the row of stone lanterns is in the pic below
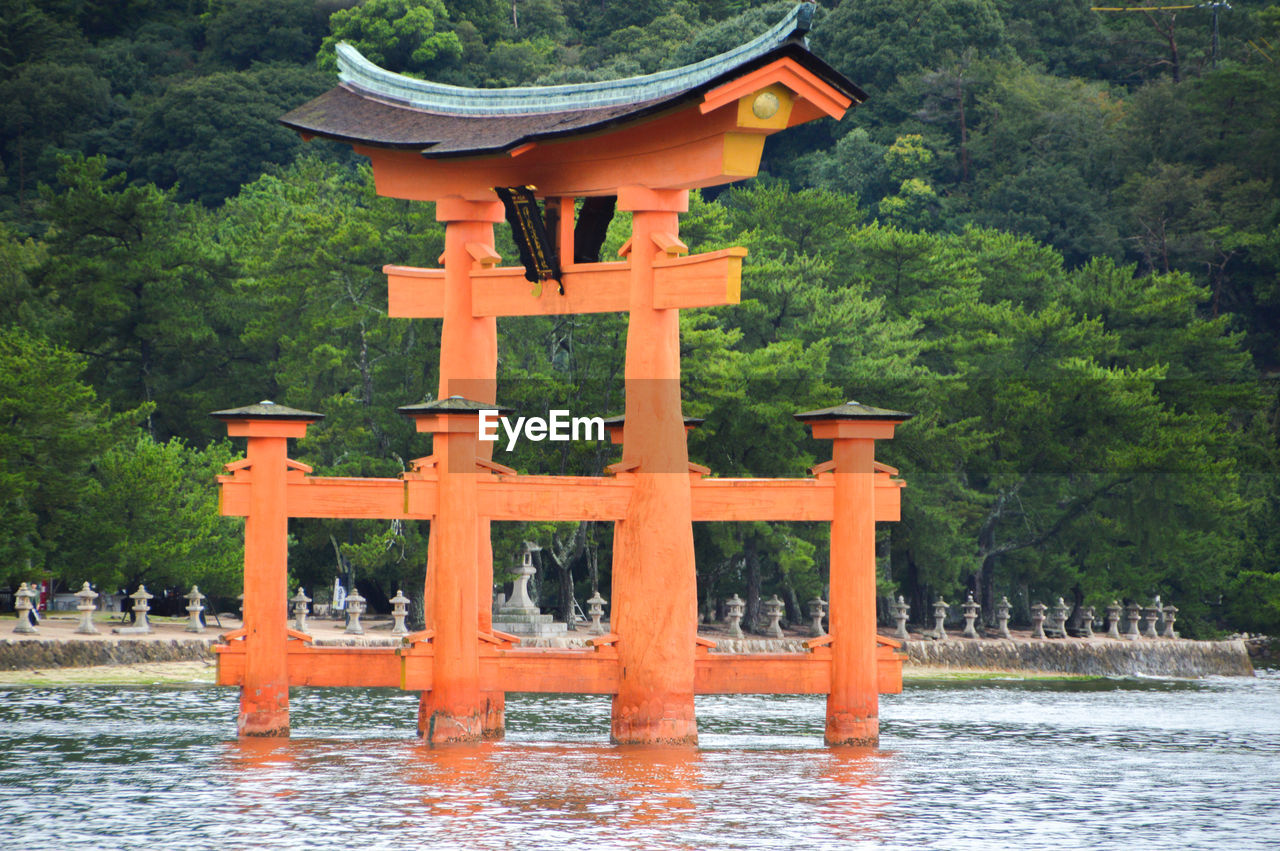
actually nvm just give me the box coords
[10,582,196,636]
[718,594,829,639]
[891,593,1180,641]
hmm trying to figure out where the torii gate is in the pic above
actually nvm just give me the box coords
[213,3,909,747]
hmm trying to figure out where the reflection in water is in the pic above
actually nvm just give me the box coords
[0,673,1277,849]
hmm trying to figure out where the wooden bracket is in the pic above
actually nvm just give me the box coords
[650,231,688,257]
[402,628,435,645]
[466,242,501,268]
[476,457,517,476]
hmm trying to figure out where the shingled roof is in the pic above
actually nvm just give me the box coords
[280,3,863,158]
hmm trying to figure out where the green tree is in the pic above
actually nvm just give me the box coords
[77,434,242,595]
[131,64,330,206]
[31,156,240,441]
[0,327,144,583]
[319,0,463,76]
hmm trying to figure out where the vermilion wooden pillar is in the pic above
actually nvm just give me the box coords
[212,402,322,737]
[798,402,910,747]
[434,198,506,739]
[610,186,699,745]
[401,398,489,743]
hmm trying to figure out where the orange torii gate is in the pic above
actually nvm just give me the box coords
[212,3,909,747]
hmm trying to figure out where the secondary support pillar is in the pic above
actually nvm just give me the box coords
[212,401,323,737]
[401,398,491,744]
[611,186,698,745]
[434,196,506,739]
[797,401,911,747]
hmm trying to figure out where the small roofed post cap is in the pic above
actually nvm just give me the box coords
[793,400,913,423]
[210,400,324,422]
[396,395,514,417]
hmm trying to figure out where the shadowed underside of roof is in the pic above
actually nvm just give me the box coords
[280,3,864,159]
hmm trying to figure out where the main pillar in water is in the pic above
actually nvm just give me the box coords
[610,186,699,745]
[404,398,490,743]
[212,402,323,737]
[433,197,507,739]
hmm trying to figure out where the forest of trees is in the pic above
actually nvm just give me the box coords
[2,0,1278,637]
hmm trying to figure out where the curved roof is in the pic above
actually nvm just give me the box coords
[280,2,863,158]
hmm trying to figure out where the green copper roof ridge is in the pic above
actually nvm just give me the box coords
[335,3,813,117]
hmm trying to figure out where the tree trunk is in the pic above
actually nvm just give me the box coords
[744,537,761,634]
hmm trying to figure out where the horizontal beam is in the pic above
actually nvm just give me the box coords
[480,475,633,521]
[219,476,408,519]
[216,640,903,694]
[219,470,901,522]
[386,248,744,319]
[215,643,403,687]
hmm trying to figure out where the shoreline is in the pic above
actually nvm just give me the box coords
[1,615,1260,685]
[0,659,1237,688]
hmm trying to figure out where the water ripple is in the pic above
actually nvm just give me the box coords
[0,676,1276,849]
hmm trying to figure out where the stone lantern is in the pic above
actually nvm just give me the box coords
[13,583,37,635]
[389,589,411,636]
[994,596,1012,639]
[808,597,827,637]
[1161,605,1178,638]
[185,586,206,634]
[344,588,366,635]
[74,582,100,635]
[724,594,745,639]
[291,587,311,633]
[891,595,909,640]
[1105,601,1122,639]
[762,594,785,638]
[1029,602,1047,639]
[1124,602,1142,640]
[586,591,608,635]
[961,592,981,638]
[1079,605,1095,639]
[1047,597,1069,638]
[931,596,950,640]
[112,585,154,635]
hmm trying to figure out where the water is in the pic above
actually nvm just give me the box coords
[2,672,1278,849]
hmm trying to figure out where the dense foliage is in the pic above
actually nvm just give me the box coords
[1,0,1277,634]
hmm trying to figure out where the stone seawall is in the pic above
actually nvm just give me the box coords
[905,638,1255,677]
[0,638,216,671]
